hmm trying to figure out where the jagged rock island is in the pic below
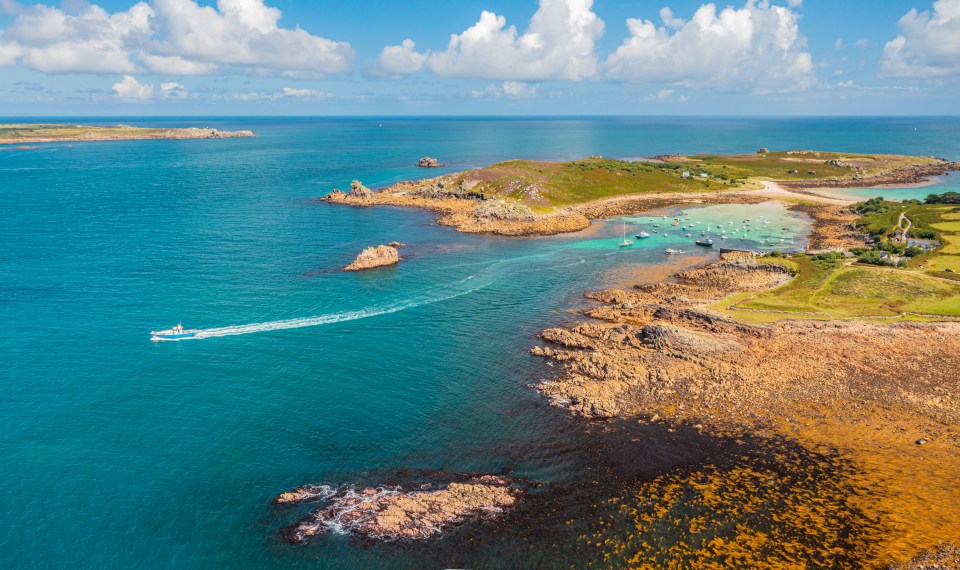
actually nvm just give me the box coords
[416,157,444,167]
[276,474,520,543]
[343,245,400,271]
[0,124,255,144]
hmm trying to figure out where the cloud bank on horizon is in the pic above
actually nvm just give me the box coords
[0,0,959,111]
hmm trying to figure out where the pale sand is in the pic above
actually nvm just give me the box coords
[749,180,855,205]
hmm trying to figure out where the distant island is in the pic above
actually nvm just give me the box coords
[0,123,255,144]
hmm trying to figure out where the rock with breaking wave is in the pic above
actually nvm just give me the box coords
[343,245,400,271]
[274,485,335,505]
[278,475,520,543]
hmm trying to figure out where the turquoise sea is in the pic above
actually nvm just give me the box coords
[2,117,960,568]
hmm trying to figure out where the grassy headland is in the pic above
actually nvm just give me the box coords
[0,123,255,144]
[323,151,958,236]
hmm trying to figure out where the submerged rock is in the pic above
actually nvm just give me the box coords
[343,245,400,271]
[278,475,520,543]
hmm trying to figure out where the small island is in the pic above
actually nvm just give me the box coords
[343,244,401,271]
[0,123,255,144]
[323,151,959,236]
[416,156,445,167]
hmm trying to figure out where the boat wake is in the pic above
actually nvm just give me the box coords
[193,276,486,339]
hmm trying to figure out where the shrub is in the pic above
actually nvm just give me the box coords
[925,191,960,204]
[812,251,844,262]
[852,197,890,214]
[910,228,937,239]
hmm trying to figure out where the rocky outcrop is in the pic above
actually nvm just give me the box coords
[471,199,536,220]
[349,180,372,198]
[790,204,870,251]
[278,475,520,543]
[274,485,334,505]
[416,157,444,167]
[322,178,590,236]
[532,256,960,423]
[343,245,400,271]
[781,160,960,189]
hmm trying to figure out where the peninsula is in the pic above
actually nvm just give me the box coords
[0,123,255,144]
[323,150,958,236]
[324,150,960,566]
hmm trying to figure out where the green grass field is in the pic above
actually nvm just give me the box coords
[446,158,736,207]
[449,152,943,209]
[715,255,960,320]
[691,151,938,181]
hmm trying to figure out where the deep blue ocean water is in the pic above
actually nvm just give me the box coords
[2,117,959,568]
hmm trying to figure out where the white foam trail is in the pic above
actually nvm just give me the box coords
[194,278,485,339]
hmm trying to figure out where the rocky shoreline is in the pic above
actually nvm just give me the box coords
[323,178,591,236]
[789,203,870,250]
[321,176,815,238]
[530,251,960,565]
[320,161,953,238]
[276,475,521,543]
[779,159,960,190]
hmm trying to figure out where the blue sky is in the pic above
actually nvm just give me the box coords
[1,0,958,115]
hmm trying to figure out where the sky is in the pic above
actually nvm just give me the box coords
[1,0,959,116]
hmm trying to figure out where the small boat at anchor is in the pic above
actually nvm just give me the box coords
[665,248,686,255]
[695,238,714,247]
[151,324,199,341]
[635,230,651,239]
[618,222,633,247]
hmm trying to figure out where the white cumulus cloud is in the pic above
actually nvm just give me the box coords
[881,0,960,78]
[375,39,428,78]
[425,0,604,81]
[146,0,354,75]
[1,3,151,73]
[0,0,354,76]
[113,74,154,99]
[605,0,815,93]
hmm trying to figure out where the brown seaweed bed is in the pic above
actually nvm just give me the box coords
[532,253,960,568]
